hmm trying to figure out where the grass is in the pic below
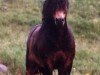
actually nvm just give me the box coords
[72,50,100,75]
[0,25,27,74]
[0,0,100,75]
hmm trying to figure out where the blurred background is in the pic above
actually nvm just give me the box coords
[0,0,100,75]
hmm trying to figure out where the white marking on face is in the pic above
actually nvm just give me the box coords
[54,11,66,19]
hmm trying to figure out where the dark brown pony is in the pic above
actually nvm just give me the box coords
[26,0,75,75]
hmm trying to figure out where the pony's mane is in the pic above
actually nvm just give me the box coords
[42,0,69,21]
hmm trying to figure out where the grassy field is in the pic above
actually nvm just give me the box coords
[0,0,100,75]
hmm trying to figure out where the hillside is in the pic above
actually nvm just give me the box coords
[0,0,100,75]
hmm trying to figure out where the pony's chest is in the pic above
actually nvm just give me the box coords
[37,28,69,53]
[39,34,68,53]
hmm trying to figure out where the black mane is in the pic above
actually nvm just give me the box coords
[42,0,69,21]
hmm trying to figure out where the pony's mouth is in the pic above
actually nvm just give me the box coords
[55,18,65,26]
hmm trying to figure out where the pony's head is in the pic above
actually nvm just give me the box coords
[42,0,69,26]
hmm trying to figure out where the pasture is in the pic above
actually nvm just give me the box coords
[0,0,100,75]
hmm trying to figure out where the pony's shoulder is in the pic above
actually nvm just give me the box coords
[27,24,42,41]
[30,24,42,33]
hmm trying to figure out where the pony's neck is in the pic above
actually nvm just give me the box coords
[41,18,68,38]
[42,17,68,30]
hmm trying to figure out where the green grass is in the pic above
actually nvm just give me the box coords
[68,0,100,41]
[0,25,27,74]
[0,0,100,75]
[73,50,100,75]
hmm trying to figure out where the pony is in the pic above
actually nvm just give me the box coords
[26,0,75,75]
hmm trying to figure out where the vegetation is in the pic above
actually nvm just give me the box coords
[0,0,100,75]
